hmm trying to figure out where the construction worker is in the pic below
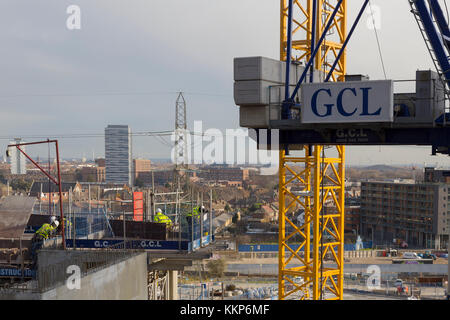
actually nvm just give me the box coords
[186,205,206,240]
[63,217,72,232]
[51,215,72,233]
[154,208,173,228]
[31,219,59,268]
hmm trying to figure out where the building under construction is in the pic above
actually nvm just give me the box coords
[2,0,450,302]
[360,179,449,249]
[0,190,214,300]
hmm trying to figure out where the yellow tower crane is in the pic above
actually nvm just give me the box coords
[278,0,347,300]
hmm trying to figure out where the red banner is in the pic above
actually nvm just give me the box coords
[133,191,144,221]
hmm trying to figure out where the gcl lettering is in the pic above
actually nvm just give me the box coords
[94,240,109,248]
[311,87,381,118]
[140,240,162,248]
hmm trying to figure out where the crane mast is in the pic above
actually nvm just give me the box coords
[278,0,346,300]
[234,0,450,301]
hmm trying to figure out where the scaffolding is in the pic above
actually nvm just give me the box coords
[152,189,213,242]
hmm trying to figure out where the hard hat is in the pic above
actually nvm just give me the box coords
[156,208,162,214]
[201,205,205,210]
[52,220,59,228]
[50,216,57,223]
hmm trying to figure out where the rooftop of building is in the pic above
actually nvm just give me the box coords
[29,181,81,194]
[362,179,417,185]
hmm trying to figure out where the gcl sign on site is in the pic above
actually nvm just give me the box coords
[301,80,393,124]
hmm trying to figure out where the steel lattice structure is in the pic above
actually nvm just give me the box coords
[278,0,346,300]
[174,92,188,169]
[280,0,347,81]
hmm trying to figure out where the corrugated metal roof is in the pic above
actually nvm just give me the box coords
[0,196,36,238]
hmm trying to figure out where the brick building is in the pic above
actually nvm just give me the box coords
[134,159,151,179]
[29,181,82,203]
[360,180,449,249]
[424,167,450,183]
[344,205,361,235]
[196,167,249,182]
[80,166,105,182]
[95,158,106,168]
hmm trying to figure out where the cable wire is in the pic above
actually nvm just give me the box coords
[0,90,229,99]
[369,0,388,79]
[0,130,253,141]
[0,130,174,141]
[443,0,449,23]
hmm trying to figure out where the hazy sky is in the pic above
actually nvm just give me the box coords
[1,0,450,167]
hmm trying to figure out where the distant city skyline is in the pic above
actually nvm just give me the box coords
[3,156,450,171]
[1,138,450,168]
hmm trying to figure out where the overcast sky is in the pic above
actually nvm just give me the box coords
[0,0,450,167]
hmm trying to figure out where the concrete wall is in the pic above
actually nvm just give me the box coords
[0,252,148,300]
[0,290,40,300]
[41,252,148,300]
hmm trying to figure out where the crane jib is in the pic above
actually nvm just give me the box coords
[414,0,450,91]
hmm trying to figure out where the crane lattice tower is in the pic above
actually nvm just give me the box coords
[278,0,346,300]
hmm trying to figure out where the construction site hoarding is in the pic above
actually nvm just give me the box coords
[301,80,394,124]
[65,239,190,251]
[0,267,35,278]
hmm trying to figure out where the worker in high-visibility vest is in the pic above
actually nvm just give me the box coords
[31,219,59,268]
[186,205,206,240]
[51,216,72,233]
[154,208,173,228]
[35,220,59,239]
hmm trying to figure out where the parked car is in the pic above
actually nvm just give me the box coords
[394,279,403,288]
[418,251,437,260]
[402,252,421,259]
[423,251,437,260]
